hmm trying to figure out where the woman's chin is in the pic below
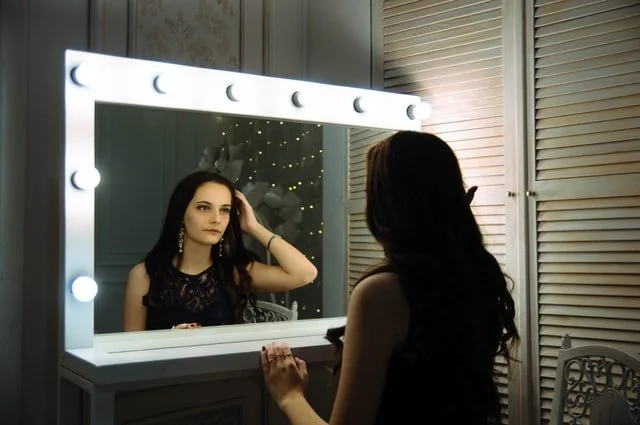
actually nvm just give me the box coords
[201,234,222,245]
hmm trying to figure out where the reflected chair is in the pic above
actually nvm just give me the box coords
[550,333,640,425]
[243,300,298,323]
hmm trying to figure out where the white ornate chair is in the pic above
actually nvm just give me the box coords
[550,333,640,425]
[243,300,298,323]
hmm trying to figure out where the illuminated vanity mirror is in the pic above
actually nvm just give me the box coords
[94,105,362,334]
[64,49,424,349]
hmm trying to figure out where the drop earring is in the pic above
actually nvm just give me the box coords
[219,237,224,258]
[178,225,185,254]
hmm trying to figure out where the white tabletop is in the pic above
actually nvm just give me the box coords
[61,317,346,387]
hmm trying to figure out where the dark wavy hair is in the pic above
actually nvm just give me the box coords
[143,170,258,323]
[326,131,519,423]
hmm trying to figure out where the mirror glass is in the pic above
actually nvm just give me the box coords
[93,102,391,334]
[63,50,420,345]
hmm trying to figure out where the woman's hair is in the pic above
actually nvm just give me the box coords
[326,131,519,423]
[144,170,257,322]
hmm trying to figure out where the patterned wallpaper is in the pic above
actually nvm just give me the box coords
[130,0,241,70]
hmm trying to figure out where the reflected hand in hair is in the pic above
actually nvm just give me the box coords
[235,190,260,233]
[171,322,201,330]
[260,342,308,408]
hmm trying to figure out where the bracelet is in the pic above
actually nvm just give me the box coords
[266,234,281,251]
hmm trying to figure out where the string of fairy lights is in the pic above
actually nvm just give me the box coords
[209,114,325,319]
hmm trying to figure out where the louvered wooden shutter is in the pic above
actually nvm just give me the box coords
[380,0,511,421]
[531,1,640,423]
[347,128,393,294]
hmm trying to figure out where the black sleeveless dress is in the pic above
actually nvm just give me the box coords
[374,318,498,425]
[142,264,235,330]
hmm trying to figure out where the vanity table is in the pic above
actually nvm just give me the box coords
[60,318,345,425]
[59,50,423,424]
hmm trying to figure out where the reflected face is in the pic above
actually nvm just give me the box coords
[183,182,233,247]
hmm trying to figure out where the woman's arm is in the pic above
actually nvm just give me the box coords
[244,222,317,292]
[263,272,410,425]
[235,191,317,292]
[325,273,409,424]
[122,262,150,331]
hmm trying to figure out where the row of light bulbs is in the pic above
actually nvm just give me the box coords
[70,64,432,120]
[67,62,432,303]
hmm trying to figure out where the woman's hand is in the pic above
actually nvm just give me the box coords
[260,342,308,408]
[171,322,201,329]
[235,190,260,234]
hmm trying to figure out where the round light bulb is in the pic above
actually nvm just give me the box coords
[153,74,175,94]
[226,84,245,102]
[292,91,305,107]
[71,276,98,302]
[407,101,432,120]
[71,168,101,190]
[70,63,96,87]
[353,96,367,113]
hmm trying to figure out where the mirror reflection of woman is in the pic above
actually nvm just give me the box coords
[122,171,317,331]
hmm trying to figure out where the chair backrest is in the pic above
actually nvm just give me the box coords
[549,333,640,425]
[242,300,298,323]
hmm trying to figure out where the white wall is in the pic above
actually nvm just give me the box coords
[0,1,372,424]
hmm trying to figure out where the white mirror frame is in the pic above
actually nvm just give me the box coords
[64,49,421,350]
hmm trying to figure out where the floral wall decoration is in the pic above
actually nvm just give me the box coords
[196,115,325,318]
[131,0,241,70]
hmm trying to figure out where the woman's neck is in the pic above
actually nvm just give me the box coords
[177,239,214,274]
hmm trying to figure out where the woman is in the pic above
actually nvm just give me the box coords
[260,131,519,425]
[122,170,317,331]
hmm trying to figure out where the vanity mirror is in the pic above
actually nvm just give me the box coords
[64,49,424,350]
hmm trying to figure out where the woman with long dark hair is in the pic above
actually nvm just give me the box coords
[260,131,519,425]
[122,170,317,331]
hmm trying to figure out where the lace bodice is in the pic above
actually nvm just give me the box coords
[142,263,234,330]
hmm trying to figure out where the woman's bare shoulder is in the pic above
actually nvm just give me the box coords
[127,262,150,287]
[354,271,403,296]
[351,271,407,314]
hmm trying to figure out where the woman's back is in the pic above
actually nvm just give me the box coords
[259,131,519,425]
[375,303,501,425]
